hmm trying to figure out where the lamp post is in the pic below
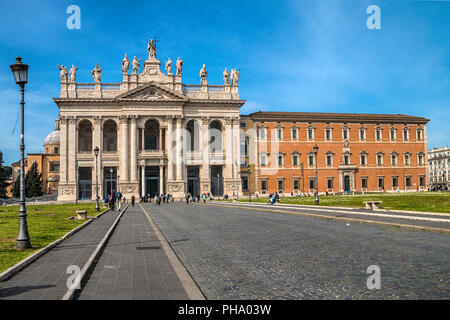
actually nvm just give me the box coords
[10,57,31,250]
[94,146,99,211]
[313,144,319,205]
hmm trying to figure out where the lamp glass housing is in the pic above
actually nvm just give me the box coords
[10,57,29,85]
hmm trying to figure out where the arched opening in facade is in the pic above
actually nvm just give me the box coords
[103,120,118,152]
[209,120,223,152]
[186,120,200,152]
[78,120,92,152]
[144,119,160,150]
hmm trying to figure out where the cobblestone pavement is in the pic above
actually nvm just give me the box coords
[0,209,121,300]
[213,202,450,231]
[77,205,189,300]
[144,202,449,299]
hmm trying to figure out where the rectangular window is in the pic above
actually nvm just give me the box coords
[376,130,381,140]
[293,179,300,190]
[259,128,266,139]
[278,179,284,191]
[240,122,246,128]
[309,179,315,190]
[392,176,398,188]
[419,176,425,187]
[326,155,332,166]
[361,177,368,189]
[403,130,409,140]
[378,177,384,189]
[309,155,314,166]
[292,155,298,166]
[327,178,333,189]
[292,129,298,139]
[276,128,282,139]
[405,176,411,187]
[377,154,383,165]
[391,155,397,165]
[405,154,410,165]
[241,177,249,191]
[361,154,366,165]
[326,129,331,140]
[54,147,59,155]
[260,154,267,166]
[50,163,60,172]
[360,129,366,140]
[344,155,349,165]
[308,128,313,140]
[417,129,422,140]
[278,155,283,166]
[390,130,396,140]
[418,154,423,165]
[261,180,267,192]
[343,129,348,140]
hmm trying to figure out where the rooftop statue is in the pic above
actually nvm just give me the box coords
[165,57,173,75]
[69,65,78,82]
[223,68,230,85]
[147,39,157,59]
[200,64,208,85]
[231,68,240,85]
[91,64,102,83]
[57,64,68,82]
[132,56,141,75]
[122,54,130,74]
[176,57,183,76]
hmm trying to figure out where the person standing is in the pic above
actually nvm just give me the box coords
[131,195,135,207]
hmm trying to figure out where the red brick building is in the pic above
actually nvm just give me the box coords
[240,112,429,196]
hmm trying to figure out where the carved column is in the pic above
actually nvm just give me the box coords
[120,116,129,182]
[59,116,68,184]
[159,163,164,195]
[93,116,102,197]
[130,116,138,182]
[166,116,174,181]
[141,162,146,198]
[68,117,77,183]
[233,116,241,194]
[224,117,233,181]
[201,117,210,192]
[175,116,184,181]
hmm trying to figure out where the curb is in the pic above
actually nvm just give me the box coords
[139,204,206,300]
[0,208,111,282]
[221,201,450,216]
[210,203,450,234]
[62,204,129,300]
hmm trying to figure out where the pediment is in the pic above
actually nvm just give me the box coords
[116,82,187,101]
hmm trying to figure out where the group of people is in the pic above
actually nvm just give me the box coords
[185,192,211,204]
[140,193,174,205]
[104,191,124,211]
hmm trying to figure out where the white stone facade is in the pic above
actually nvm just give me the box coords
[427,146,450,190]
[55,42,244,201]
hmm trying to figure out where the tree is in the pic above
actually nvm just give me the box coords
[0,151,11,199]
[25,161,43,198]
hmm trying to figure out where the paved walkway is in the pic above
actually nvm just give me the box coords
[0,209,121,300]
[77,205,189,300]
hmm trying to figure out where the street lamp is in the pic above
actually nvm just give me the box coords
[10,57,31,250]
[313,144,319,205]
[94,146,99,211]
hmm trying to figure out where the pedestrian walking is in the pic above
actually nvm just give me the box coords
[131,195,135,207]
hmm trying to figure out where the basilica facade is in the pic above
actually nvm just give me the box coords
[55,41,244,201]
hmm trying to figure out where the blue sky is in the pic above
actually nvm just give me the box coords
[0,0,449,165]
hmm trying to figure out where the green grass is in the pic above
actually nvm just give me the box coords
[230,192,450,213]
[0,203,104,274]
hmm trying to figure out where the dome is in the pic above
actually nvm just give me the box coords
[44,129,60,145]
